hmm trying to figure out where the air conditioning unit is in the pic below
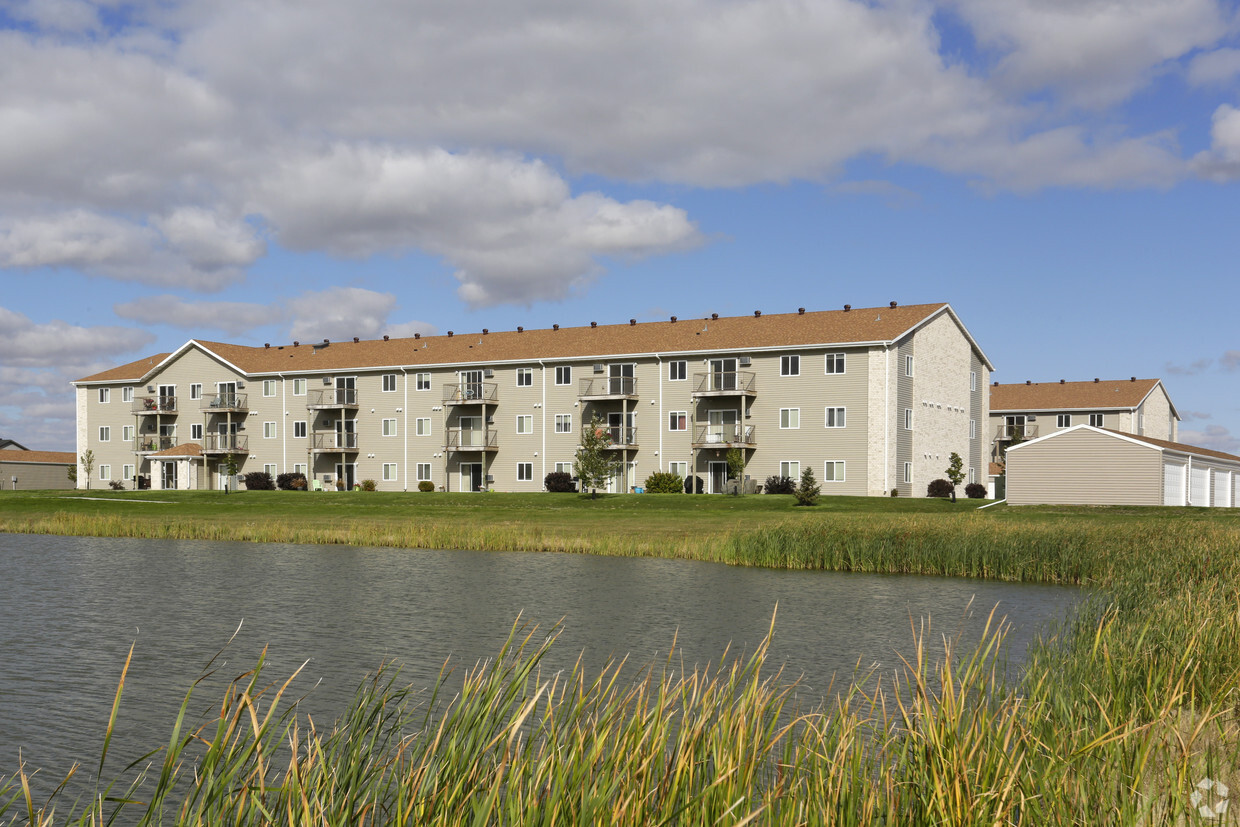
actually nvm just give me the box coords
[483,368,493,378]
[236,381,245,388]
[594,363,605,373]
[485,475,494,483]
[323,377,332,385]
[738,356,752,367]
[1027,415,1038,421]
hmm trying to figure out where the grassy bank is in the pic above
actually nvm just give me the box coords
[3,492,1240,823]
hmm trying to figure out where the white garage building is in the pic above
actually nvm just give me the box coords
[1005,425,1240,507]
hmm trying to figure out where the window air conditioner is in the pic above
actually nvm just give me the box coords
[738,356,751,367]
[483,368,493,378]
[594,363,605,373]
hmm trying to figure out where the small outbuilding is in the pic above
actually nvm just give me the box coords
[0,448,77,490]
[1005,425,1240,507]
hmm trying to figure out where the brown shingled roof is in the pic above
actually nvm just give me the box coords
[1105,429,1240,464]
[78,303,982,382]
[991,379,1163,412]
[150,443,204,459]
[0,450,76,464]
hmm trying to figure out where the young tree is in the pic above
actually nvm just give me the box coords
[794,465,820,506]
[726,447,746,495]
[223,454,239,494]
[79,449,94,490]
[574,414,620,499]
[945,452,966,491]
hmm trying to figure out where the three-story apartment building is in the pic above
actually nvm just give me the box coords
[73,302,992,496]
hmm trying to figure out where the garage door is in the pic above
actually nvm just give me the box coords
[1164,463,1186,506]
[1190,467,1210,507]
[1213,470,1232,508]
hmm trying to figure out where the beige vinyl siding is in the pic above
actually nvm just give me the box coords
[895,336,914,496]
[0,459,75,489]
[1006,429,1163,506]
[969,354,988,485]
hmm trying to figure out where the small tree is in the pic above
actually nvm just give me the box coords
[574,414,620,499]
[79,449,94,490]
[794,466,820,506]
[945,452,966,494]
[223,454,239,494]
[67,464,77,485]
[726,448,746,495]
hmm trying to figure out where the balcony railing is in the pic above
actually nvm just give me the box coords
[134,436,178,453]
[692,424,757,447]
[201,433,249,454]
[443,383,498,405]
[593,426,638,448]
[445,428,499,450]
[201,393,248,413]
[133,396,177,414]
[691,372,757,396]
[578,377,638,399]
[995,424,1038,441]
[307,388,359,409]
[311,432,359,451]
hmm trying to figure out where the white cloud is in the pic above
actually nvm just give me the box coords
[1188,48,1240,86]
[113,294,279,336]
[0,305,155,369]
[4,0,101,35]
[1193,104,1240,181]
[1181,425,1240,455]
[384,320,438,339]
[286,287,400,342]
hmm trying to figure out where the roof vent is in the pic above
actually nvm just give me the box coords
[264,343,270,349]
[844,304,851,311]
[517,326,524,332]
[590,321,597,328]
[414,333,420,339]
[798,308,805,315]
[1026,380,1031,385]
[353,337,359,343]
[889,301,897,308]
[324,339,329,344]
[629,319,636,326]
[1094,378,1099,383]
[670,316,677,323]
[992,381,998,386]
[294,341,300,347]
[711,313,719,320]
[448,331,454,337]
[482,328,488,334]
[383,335,389,341]
[1059,379,1064,384]
[1131,376,1136,381]
[754,310,761,317]
[553,324,559,331]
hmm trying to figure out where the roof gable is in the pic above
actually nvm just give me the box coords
[1006,425,1240,464]
[990,378,1165,412]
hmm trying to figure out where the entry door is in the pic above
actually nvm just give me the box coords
[217,381,237,407]
[158,384,176,411]
[217,421,239,450]
[460,370,484,401]
[335,462,356,489]
[335,376,356,405]
[161,461,177,490]
[608,363,634,395]
[460,462,483,492]
[336,419,356,448]
[607,411,634,443]
[459,415,481,447]
[1005,415,1026,439]
[709,358,737,391]
[708,409,738,443]
[709,461,728,494]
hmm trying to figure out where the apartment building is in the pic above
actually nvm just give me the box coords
[73,302,992,496]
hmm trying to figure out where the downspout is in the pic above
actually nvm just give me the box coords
[402,368,408,492]
[279,374,287,475]
[656,354,663,470]
[1187,455,1193,505]
[884,345,890,494]
[538,359,547,485]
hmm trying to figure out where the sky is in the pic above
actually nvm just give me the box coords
[1,0,1239,453]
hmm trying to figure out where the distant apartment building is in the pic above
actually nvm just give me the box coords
[72,302,992,496]
[0,440,76,490]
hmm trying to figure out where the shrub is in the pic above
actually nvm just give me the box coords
[764,475,796,495]
[794,467,820,506]
[965,482,987,499]
[276,472,307,491]
[643,472,684,494]
[544,471,576,493]
[360,479,377,492]
[890,488,899,497]
[927,478,954,498]
[108,479,125,491]
[418,481,435,493]
[685,475,704,494]
[242,471,275,491]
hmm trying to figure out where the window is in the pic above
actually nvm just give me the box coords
[415,373,431,391]
[293,421,306,438]
[122,425,134,442]
[904,408,913,430]
[970,419,976,439]
[780,461,800,479]
[294,463,307,476]
[292,378,307,396]
[122,387,133,403]
[516,368,533,387]
[669,411,687,431]
[191,423,203,440]
[668,360,687,381]
[555,461,573,475]
[416,463,432,482]
[190,383,202,401]
[824,461,845,482]
[99,464,111,481]
[517,462,533,482]
[780,408,800,429]
[970,371,977,391]
[383,463,398,481]
[555,414,572,433]
[824,407,846,428]
[668,461,688,479]
[98,388,110,403]
[903,462,912,483]
[263,421,277,439]
[905,355,914,377]
[825,353,845,374]
[382,373,398,392]
[159,423,176,439]
[555,366,572,385]
[122,464,134,482]
[1058,414,1072,428]
[780,355,800,376]
[415,418,431,436]
[516,415,533,434]
[99,426,111,442]
[382,418,397,436]
[264,463,277,477]
[263,379,277,397]
[1089,413,1104,427]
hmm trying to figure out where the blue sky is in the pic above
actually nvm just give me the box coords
[1,0,1238,452]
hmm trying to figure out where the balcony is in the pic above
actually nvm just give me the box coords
[692,424,757,448]
[201,393,248,413]
[307,388,359,410]
[994,424,1038,442]
[691,372,757,398]
[134,436,178,454]
[578,377,638,400]
[445,428,499,451]
[133,396,177,415]
[201,433,249,455]
[594,426,638,449]
[443,382,498,405]
[311,432,359,453]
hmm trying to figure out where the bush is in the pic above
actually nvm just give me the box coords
[643,472,684,494]
[965,482,987,499]
[890,488,899,497]
[108,479,125,490]
[360,479,377,492]
[685,475,704,494]
[927,478,954,498]
[794,467,820,506]
[276,472,307,491]
[418,480,435,493]
[242,471,275,491]
[764,475,796,495]
[544,471,576,493]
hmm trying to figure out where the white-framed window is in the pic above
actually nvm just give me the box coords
[190,383,202,401]
[122,387,133,403]
[905,355,914,377]
[98,388,110,403]
[825,353,845,374]
[264,463,277,477]
[669,360,687,381]
[970,371,977,391]
[668,461,688,478]
[415,418,431,436]
[293,463,307,476]
[122,425,134,442]
[159,423,176,439]
[98,426,111,442]
[293,421,307,438]
[904,408,913,430]
[555,461,573,475]
[970,419,976,439]
[416,463,432,482]
[516,415,533,434]
[263,379,277,397]
[382,373,398,392]
[191,423,203,440]
[516,368,533,387]
[903,462,912,483]
[555,366,572,385]
[382,418,397,436]
[415,373,431,391]
[1058,414,1072,428]
[824,407,846,428]
[824,461,845,482]
[517,462,533,482]
[668,411,687,431]
[122,464,134,482]
[263,421,277,439]
[99,464,111,481]
[969,467,975,484]
[780,355,800,376]
[780,408,800,429]
[555,414,572,433]
[1089,413,1104,427]
[383,463,398,481]
[780,461,800,479]
[292,378,307,396]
